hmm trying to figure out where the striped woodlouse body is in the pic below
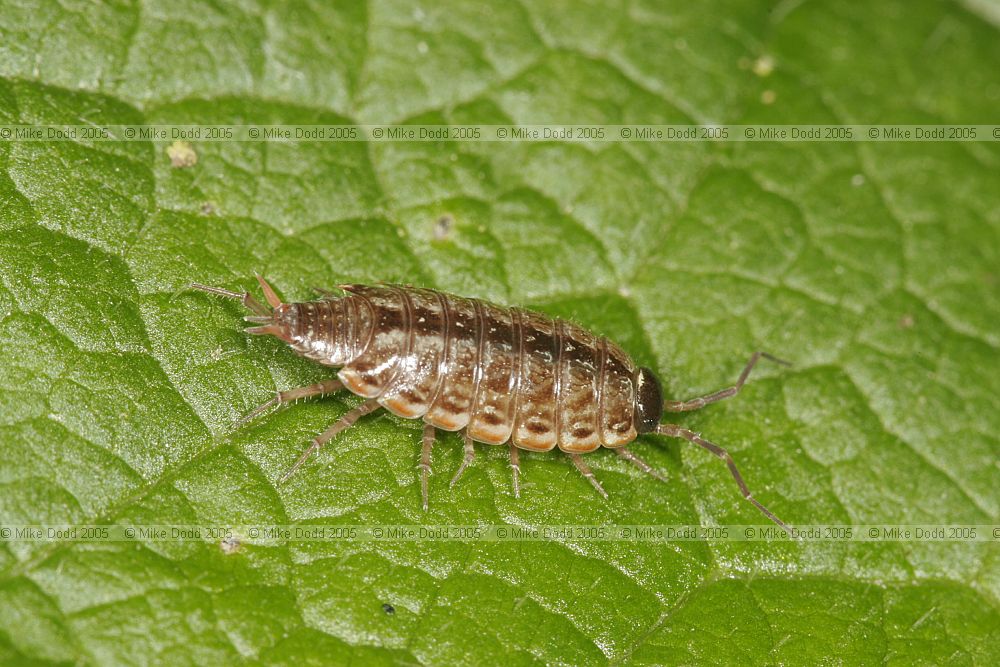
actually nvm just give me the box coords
[192,276,791,529]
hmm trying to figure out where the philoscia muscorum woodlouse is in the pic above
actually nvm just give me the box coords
[191,276,792,529]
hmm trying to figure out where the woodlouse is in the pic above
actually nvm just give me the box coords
[192,276,791,529]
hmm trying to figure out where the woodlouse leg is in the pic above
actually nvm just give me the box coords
[569,454,608,499]
[663,352,790,413]
[240,379,344,425]
[419,423,435,511]
[279,399,381,483]
[657,424,790,531]
[190,283,270,317]
[449,430,476,487]
[615,447,667,483]
[509,444,521,498]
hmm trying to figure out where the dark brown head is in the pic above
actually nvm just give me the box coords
[634,367,663,434]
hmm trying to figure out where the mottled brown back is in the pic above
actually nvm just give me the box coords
[287,285,639,452]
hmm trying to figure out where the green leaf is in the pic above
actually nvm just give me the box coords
[1,0,999,664]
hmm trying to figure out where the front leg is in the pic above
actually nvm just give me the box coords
[240,379,344,424]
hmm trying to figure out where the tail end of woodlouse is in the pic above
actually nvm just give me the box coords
[245,323,287,337]
[255,273,284,309]
[189,282,271,317]
[189,276,295,342]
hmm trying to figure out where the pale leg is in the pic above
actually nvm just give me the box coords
[450,430,476,487]
[279,399,381,483]
[241,379,344,424]
[615,447,667,482]
[420,424,436,511]
[509,444,521,498]
[569,453,608,499]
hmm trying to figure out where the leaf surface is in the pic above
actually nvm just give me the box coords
[0,1,998,664]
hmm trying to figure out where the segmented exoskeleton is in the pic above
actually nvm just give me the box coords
[192,276,791,529]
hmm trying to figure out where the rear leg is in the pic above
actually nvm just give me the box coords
[509,444,521,498]
[419,424,436,511]
[241,379,344,425]
[569,453,608,499]
[279,399,381,483]
[664,351,790,413]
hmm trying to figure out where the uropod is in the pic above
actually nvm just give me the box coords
[192,276,792,529]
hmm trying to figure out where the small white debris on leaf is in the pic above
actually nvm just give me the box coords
[220,535,242,554]
[753,55,775,77]
[167,140,198,168]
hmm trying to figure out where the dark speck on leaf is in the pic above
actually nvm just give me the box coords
[382,603,395,614]
[434,215,454,240]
